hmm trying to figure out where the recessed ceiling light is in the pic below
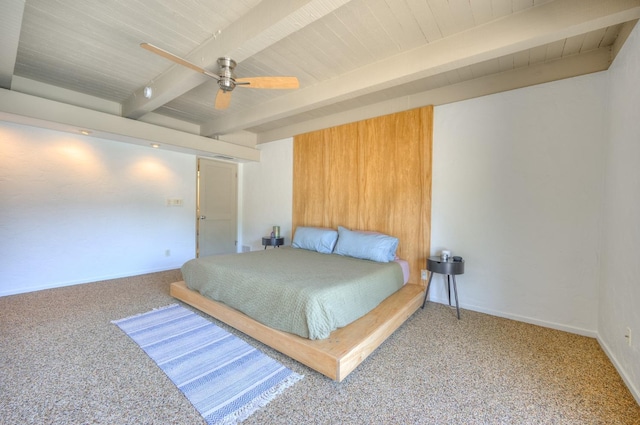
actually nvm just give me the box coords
[144,86,153,99]
[80,130,91,135]
[150,143,160,148]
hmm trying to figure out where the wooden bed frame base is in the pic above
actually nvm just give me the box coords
[170,281,424,382]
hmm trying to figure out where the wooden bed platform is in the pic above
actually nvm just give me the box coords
[170,280,424,382]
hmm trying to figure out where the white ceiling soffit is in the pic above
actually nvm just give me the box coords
[0,88,261,161]
[3,0,640,153]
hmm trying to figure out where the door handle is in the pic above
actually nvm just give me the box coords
[199,215,206,220]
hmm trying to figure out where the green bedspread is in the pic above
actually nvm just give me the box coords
[181,247,404,340]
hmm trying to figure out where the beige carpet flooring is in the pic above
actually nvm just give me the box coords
[1,270,638,424]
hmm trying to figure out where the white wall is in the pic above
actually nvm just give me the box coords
[599,22,640,403]
[240,138,293,251]
[0,122,196,296]
[431,73,608,336]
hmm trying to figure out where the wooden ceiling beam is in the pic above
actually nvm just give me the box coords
[121,0,352,120]
[0,0,25,89]
[201,0,640,137]
[256,48,612,143]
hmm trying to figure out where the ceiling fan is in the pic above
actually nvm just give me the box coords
[140,42,299,110]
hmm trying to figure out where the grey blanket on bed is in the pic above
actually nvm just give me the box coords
[181,247,404,340]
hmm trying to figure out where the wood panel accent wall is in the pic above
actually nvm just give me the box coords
[293,106,432,285]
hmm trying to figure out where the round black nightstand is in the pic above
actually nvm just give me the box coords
[262,236,284,249]
[421,256,465,319]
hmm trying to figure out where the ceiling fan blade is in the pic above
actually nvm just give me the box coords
[140,42,219,80]
[215,89,232,110]
[235,76,299,89]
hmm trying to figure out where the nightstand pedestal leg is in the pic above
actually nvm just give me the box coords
[444,275,461,319]
[451,275,460,320]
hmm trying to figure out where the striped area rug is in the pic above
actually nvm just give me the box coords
[113,304,303,425]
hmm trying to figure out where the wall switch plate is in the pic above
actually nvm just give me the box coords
[421,270,428,280]
[166,198,183,206]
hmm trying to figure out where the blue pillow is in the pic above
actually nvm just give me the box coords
[333,226,399,262]
[292,227,338,254]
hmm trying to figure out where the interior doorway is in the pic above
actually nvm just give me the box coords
[197,158,238,257]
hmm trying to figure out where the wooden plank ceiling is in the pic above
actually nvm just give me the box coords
[1,0,639,156]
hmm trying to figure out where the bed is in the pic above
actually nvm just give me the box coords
[173,107,432,381]
[171,226,425,381]
[181,246,407,340]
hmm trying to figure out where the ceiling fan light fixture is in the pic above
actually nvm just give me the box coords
[219,77,235,92]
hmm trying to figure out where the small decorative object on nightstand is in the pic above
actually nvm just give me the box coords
[422,255,465,319]
[262,236,284,249]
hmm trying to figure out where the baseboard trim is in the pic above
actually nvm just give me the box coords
[597,336,640,406]
[426,296,597,337]
[0,266,181,297]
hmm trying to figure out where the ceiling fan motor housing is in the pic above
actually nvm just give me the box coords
[217,57,237,92]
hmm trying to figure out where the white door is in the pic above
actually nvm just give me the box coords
[197,158,238,257]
